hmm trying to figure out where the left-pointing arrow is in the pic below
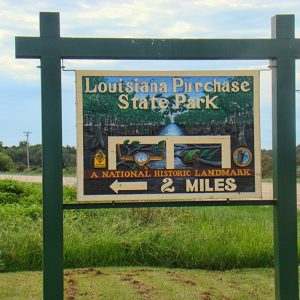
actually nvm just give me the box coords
[109,179,148,194]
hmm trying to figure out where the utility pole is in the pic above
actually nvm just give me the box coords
[23,131,31,169]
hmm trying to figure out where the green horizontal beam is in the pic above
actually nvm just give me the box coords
[63,200,276,210]
[15,37,300,60]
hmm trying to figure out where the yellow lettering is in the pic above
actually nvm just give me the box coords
[90,172,98,178]
[225,178,237,191]
[84,77,97,93]
[214,178,225,191]
[173,77,184,92]
[118,94,129,110]
[175,94,186,108]
[186,179,198,192]
[241,81,250,92]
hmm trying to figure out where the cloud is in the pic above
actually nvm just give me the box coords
[0,57,39,81]
[193,0,300,9]
[163,22,193,37]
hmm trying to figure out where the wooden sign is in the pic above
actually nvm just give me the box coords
[76,70,261,202]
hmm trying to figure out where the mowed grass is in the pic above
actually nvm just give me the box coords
[0,179,298,272]
[0,267,276,299]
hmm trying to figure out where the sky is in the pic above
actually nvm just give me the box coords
[0,0,299,149]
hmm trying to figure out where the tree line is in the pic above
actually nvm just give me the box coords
[261,145,300,178]
[0,141,76,173]
[0,140,299,178]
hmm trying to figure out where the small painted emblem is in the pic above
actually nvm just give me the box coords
[133,152,150,167]
[94,150,106,168]
[233,147,252,167]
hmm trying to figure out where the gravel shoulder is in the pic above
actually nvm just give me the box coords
[0,174,76,187]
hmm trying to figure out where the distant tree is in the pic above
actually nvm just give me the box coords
[3,142,76,170]
[261,146,300,178]
[29,144,42,167]
[62,146,76,168]
[19,141,28,148]
[261,149,272,178]
[4,141,27,166]
[0,152,13,171]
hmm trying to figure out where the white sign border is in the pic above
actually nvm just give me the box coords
[76,70,261,202]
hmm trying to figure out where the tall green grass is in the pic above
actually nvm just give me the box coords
[0,179,296,272]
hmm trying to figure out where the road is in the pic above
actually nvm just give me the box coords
[1,174,300,206]
[0,174,76,187]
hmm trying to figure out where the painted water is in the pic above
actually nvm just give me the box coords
[159,123,185,136]
[150,123,186,169]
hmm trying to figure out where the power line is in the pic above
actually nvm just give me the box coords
[23,131,32,169]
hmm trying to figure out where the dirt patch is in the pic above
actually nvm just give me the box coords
[197,291,213,300]
[64,277,78,300]
[200,291,212,300]
[119,273,154,299]
[95,269,105,275]
[194,289,231,300]
[194,287,220,300]
[120,274,133,282]
[64,270,105,299]
[67,278,77,284]
[166,271,197,286]
[64,268,106,276]
[132,268,154,273]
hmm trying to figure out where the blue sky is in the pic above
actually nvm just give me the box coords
[0,0,299,149]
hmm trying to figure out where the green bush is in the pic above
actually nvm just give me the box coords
[23,167,42,174]
[0,180,41,206]
[63,186,77,203]
[0,180,29,196]
[0,152,13,171]
[24,204,42,221]
[0,192,20,204]
[0,258,5,272]
[10,163,27,172]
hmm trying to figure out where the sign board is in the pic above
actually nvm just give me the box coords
[76,70,261,202]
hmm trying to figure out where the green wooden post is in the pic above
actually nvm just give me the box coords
[272,15,299,300]
[40,13,64,300]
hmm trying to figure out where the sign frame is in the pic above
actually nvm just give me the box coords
[15,12,300,300]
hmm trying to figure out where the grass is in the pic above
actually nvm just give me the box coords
[0,266,276,299]
[62,206,275,271]
[261,178,273,182]
[0,179,299,273]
